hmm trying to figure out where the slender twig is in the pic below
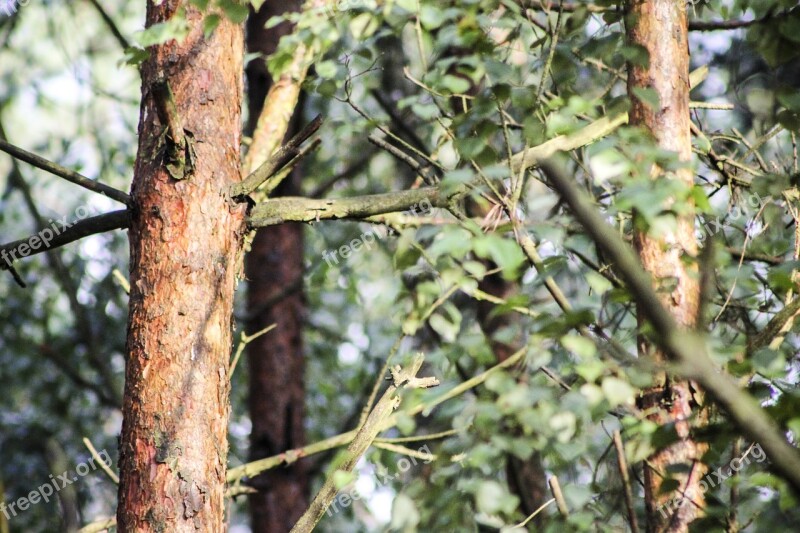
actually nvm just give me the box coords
[375,428,459,444]
[86,0,130,50]
[369,89,430,154]
[258,137,321,198]
[548,476,569,517]
[82,438,119,484]
[513,498,556,528]
[229,324,277,379]
[358,335,404,428]
[747,297,800,354]
[231,114,323,198]
[251,111,628,227]
[368,133,436,185]
[613,430,639,533]
[0,139,129,204]
[112,269,130,294]
[372,441,437,460]
[228,343,534,483]
[0,210,129,267]
[534,0,564,113]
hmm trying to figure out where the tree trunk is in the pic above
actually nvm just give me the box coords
[244,3,309,531]
[117,3,244,530]
[476,273,548,524]
[626,1,706,531]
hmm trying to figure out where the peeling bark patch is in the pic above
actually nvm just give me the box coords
[179,473,207,520]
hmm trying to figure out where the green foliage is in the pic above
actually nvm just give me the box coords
[3,0,800,531]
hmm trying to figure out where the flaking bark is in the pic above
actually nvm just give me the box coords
[117,3,245,530]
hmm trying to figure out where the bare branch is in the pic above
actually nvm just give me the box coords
[86,0,130,50]
[0,138,130,204]
[0,210,129,268]
[231,114,323,198]
[248,187,452,227]
[290,354,438,533]
[747,297,800,354]
[251,111,630,226]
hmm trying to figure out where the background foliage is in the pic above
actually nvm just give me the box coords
[1,0,799,531]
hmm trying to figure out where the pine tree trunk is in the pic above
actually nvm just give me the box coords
[117,3,245,530]
[244,3,309,531]
[626,1,707,531]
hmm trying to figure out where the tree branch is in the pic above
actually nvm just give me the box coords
[0,210,129,268]
[747,297,800,354]
[289,354,438,533]
[86,0,131,50]
[539,158,800,495]
[0,138,130,204]
[250,111,630,227]
[231,114,323,198]
[247,187,453,227]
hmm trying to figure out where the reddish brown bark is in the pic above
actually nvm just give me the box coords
[118,3,245,531]
[626,1,707,531]
[244,2,309,531]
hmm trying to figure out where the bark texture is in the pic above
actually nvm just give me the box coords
[244,2,309,531]
[118,3,245,530]
[626,1,706,531]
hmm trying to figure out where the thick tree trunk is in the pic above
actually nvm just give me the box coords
[117,3,244,530]
[244,3,309,531]
[626,1,706,531]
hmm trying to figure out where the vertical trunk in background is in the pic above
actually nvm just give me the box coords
[626,1,706,531]
[476,274,548,523]
[244,2,308,531]
[118,3,244,530]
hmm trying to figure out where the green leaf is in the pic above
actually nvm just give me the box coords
[476,480,518,515]
[560,334,596,359]
[136,18,190,48]
[349,12,379,39]
[601,377,636,407]
[203,14,222,38]
[632,87,660,111]
[429,313,458,343]
[316,60,338,79]
[390,494,420,529]
[332,470,356,489]
[440,74,471,94]
[473,235,526,279]
[419,5,446,30]
[218,0,249,23]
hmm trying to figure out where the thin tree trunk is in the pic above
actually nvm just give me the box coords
[476,273,549,524]
[117,3,245,530]
[244,3,309,531]
[626,1,707,531]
